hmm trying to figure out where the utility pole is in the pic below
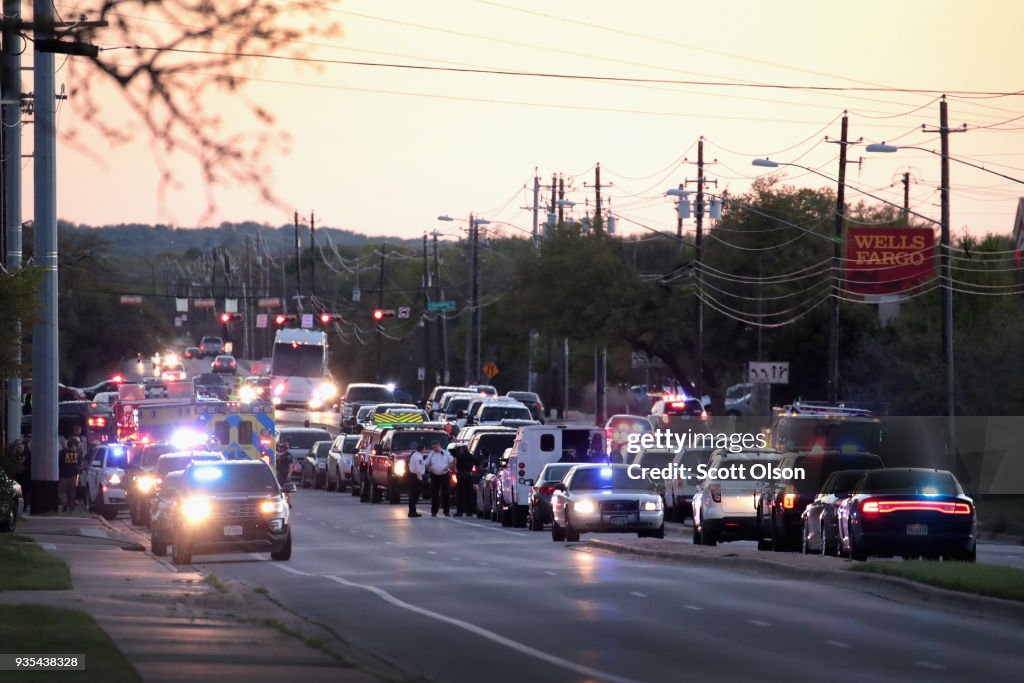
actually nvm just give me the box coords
[924,96,964,468]
[528,172,540,393]
[558,176,565,224]
[31,0,59,511]
[532,172,540,248]
[293,211,302,296]
[471,216,481,384]
[3,0,22,446]
[309,211,316,297]
[827,113,850,405]
[433,231,447,383]
[421,233,431,396]
[464,217,474,385]
[376,244,385,382]
[902,171,911,225]
[694,138,705,401]
[594,162,603,232]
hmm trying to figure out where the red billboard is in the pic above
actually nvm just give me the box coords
[845,227,935,295]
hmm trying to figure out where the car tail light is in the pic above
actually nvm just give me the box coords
[538,485,557,496]
[88,417,107,427]
[863,499,972,515]
[783,485,796,509]
[709,483,721,503]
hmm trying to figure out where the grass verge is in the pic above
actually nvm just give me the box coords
[850,560,1024,603]
[0,604,142,682]
[0,535,71,591]
[976,495,1024,536]
[254,617,352,667]
[202,573,229,594]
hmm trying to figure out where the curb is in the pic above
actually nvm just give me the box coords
[586,539,1024,623]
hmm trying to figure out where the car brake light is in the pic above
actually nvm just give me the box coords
[538,485,557,496]
[862,500,879,514]
[709,483,721,503]
[863,500,972,515]
[783,486,796,509]
[260,437,272,446]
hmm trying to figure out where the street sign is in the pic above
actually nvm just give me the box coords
[120,295,142,305]
[417,367,426,381]
[483,362,499,379]
[224,298,238,313]
[352,288,361,303]
[398,306,411,319]
[174,316,182,328]
[256,313,268,329]
[749,361,789,384]
[427,300,456,312]
[631,351,662,369]
[175,298,188,313]
[300,313,314,329]
[194,298,215,309]
[257,297,281,309]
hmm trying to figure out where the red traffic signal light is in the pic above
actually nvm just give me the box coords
[372,309,395,321]
[220,313,242,323]
[372,309,384,321]
[274,314,298,326]
[320,313,331,324]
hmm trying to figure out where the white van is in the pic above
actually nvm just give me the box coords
[498,424,605,527]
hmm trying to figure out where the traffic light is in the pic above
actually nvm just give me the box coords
[319,313,343,325]
[372,309,395,321]
[220,313,243,323]
[274,314,299,327]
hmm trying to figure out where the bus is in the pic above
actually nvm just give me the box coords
[270,328,338,410]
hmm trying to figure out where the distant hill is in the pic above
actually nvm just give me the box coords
[57,220,419,258]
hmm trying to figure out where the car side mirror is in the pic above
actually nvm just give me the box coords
[523,478,535,487]
[282,483,297,493]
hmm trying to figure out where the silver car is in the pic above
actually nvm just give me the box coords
[692,448,781,546]
[550,464,665,542]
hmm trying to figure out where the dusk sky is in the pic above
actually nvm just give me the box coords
[46,0,1024,240]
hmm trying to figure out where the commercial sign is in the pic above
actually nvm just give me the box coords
[257,297,281,309]
[194,298,216,309]
[120,295,142,305]
[845,227,935,295]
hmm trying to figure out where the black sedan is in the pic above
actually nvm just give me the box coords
[526,462,575,531]
[837,468,976,562]
[300,440,332,489]
[193,373,228,400]
[800,469,869,555]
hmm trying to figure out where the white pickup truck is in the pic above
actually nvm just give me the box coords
[82,443,130,520]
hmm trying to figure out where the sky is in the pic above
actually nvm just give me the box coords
[39,0,1024,241]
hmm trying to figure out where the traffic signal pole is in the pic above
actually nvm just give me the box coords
[376,245,385,382]
[2,0,23,447]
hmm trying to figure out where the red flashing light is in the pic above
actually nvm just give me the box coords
[220,313,231,323]
[320,313,331,324]
[87,417,107,428]
[373,309,384,321]
[275,314,286,325]
[112,374,124,384]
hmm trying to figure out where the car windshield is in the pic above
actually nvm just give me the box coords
[312,442,332,458]
[157,454,223,477]
[105,447,129,467]
[183,464,280,494]
[342,436,360,453]
[480,405,531,421]
[446,398,474,413]
[201,337,221,344]
[140,445,177,468]
[280,430,331,449]
[859,470,961,496]
[508,392,539,403]
[347,386,395,403]
[474,434,516,458]
[356,406,374,419]
[636,450,675,469]
[823,469,868,494]
[391,432,447,451]
[539,463,575,483]
[570,467,656,491]
[159,472,184,496]
[707,458,781,481]
[791,454,884,493]
[194,374,224,386]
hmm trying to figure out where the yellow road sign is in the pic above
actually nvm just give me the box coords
[483,362,499,379]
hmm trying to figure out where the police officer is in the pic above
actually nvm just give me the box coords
[425,441,454,517]
[58,437,82,513]
[407,442,426,518]
[453,444,476,517]
[275,441,292,485]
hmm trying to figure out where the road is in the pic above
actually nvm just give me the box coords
[111,479,1024,682]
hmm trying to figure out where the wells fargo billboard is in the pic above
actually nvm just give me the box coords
[845,227,935,295]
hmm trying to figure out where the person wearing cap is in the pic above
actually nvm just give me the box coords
[275,441,293,484]
[425,440,455,517]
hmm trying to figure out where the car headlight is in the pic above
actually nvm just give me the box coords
[643,499,662,512]
[136,475,155,493]
[181,496,212,523]
[574,499,596,514]
[259,500,285,515]
[107,473,122,486]
[309,396,324,409]
[394,460,407,476]
[320,383,338,399]
[239,386,257,403]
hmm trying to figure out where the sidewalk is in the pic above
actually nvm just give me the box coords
[1,515,402,683]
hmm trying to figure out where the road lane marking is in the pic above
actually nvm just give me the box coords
[826,640,850,649]
[915,661,945,670]
[322,574,642,683]
[684,605,703,611]
[478,562,489,566]
[453,557,461,561]
[428,551,437,555]
[447,517,527,536]
[39,543,57,550]
[545,571,558,576]
[629,592,647,598]
[385,541,394,545]
[747,619,771,627]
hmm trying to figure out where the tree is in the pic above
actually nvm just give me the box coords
[68,1,340,216]
[0,268,41,379]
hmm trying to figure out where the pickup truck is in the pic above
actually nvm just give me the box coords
[369,428,448,504]
[82,443,131,520]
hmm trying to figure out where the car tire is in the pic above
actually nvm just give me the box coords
[315,472,325,490]
[301,471,311,489]
[338,481,347,493]
[551,519,566,542]
[692,523,702,545]
[129,504,139,526]
[360,476,370,502]
[151,537,167,557]
[271,531,292,561]
[500,504,512,527]
[103,507,119,521]
[821,517,834,556]
[350,478,360,496]
[388,486,401,505]
[565,516,580,542]
[700,524,717,546]
[801,521,811,554]
[757,538,773,552]
[172,538,191,565]
[514,505,527,528]
[1,506,16,532]
[371,485,382,504]
[327,472,337,492]
[848,534,867,562]
[529,507,543,531]
[93,489,107,519]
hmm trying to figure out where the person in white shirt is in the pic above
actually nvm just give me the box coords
[407,442,427,518]
[425,440,454,517]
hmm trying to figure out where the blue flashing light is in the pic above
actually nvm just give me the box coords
[600,467,613,479]
[921,486,940,497]
[192,466,223,481]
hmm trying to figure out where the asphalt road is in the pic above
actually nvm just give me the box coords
[116,484,1023,683]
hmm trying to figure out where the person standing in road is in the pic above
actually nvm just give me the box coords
[407,442,426,518]
[425,440,454,517]
[275,441,292,485]
[58,437,81,513]
[453,445,476,517]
